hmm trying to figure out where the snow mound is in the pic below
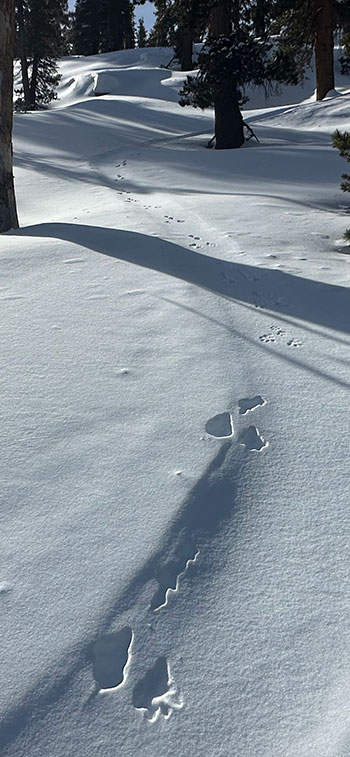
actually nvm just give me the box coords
[257,89,350,132]
[57,47,178,105]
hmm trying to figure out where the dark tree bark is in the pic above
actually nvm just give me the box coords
[16,0,31,106]
[209,1,244,149]
[180,26,193,70]
[0,0,19,232]
[312,0,334,100]
[253,0,267,38]
[29,55,38,107]
[214,86,244,149]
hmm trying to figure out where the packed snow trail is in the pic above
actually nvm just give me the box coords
[1,47,350,757]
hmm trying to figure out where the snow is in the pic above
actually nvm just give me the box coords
[1,45,350,757]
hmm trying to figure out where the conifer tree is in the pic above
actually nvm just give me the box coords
[57,5,73,55]
[0,0,19,232]
[99,0,135,52]
[172,0,205,70]
[16,0,65,108]
[136,17,148,47]
[73,0,100,55]
[312,0,334,99]
[147,0,176,47]
[271,0,350,100]
[73,0,135,54]
[179,0,299,149]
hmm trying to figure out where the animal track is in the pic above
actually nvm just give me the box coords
[188,234,201,248]
[164,215,185,224]
[92,626,133,692]
[238,425,268,451]
[259,325,286,344]
[238,395,266,415]
[205,412,233,438]
[259,333,276,344]
[132,657,182,722]
[259,327,301,348]
[151,533,199,611]
[270,326,286,335]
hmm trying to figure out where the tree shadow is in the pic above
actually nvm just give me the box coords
[0,441,235,751]
[10,222,350,337]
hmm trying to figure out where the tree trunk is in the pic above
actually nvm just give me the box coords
[254,0,266,39]
[312,0,334,100]
[29,54,38,107]
[214,86,244,149]
[16,0,31,107]
[209,1,230,38]
[209,1,244,149]
[0,0,19,232]
[180,27,193,71]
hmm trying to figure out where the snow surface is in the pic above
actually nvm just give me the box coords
[2,46,350,757]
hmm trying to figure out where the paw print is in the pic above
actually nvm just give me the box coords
[259,334,276,343]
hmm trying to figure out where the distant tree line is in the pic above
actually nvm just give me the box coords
[15,0,68,109]
[73,0,135,55]
[13,0,350,121]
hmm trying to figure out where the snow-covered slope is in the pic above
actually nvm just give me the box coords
[1,47,350,757]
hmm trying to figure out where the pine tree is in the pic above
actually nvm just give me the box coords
[339,30,350,74]
[73,0,100,55]
[332,128,350,239]
[147,0,176,47]
[179,0,299,149]
[99,0,135,52]
[124,0,135,48]
[0,0,19,232]
[311,0,334,99]
[16,0,31,105]
[271,0,350,100]
[59,10,75,55]
[16,0,65,109]
[136,17,148,47]
[73,0,135,55]
[172,0,205,71]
